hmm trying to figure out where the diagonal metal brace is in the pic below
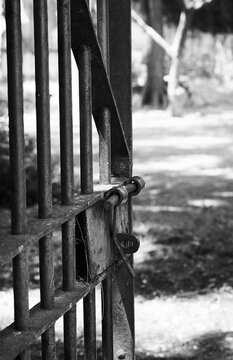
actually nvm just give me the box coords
[71,0,130,176]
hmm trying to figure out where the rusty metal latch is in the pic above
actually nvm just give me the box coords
[103,176,145,210]
[104,176,145,277]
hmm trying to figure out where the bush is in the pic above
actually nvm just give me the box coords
[0,121,60,208]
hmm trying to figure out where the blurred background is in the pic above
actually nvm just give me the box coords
[1,0,233,359]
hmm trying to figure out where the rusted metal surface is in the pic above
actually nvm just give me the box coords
[0,190,120,266]
[98,106,111,184]
[80,204,114,278]
[63,306,77,360]
[112,264,135,360]
[78,44,93,194]
[71,0,130,177]
[104,177,145,210]
[97,0,111,184]
[12,251,30,330]
[84,291,97,360]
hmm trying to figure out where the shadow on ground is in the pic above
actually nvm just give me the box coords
[30,332,233,359]
[137,331,233,360]
[134,182,233,298]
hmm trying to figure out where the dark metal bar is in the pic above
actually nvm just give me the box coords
[78,45,93,194]
[64,307,77,360]
[5,3,30,359]
[97,0,111,184]
[5,0,27,234]
[109,1,135,358]
[62,220,77,360]
[84,291,96,360]
[62,220,75,290]
[33,0,52,219]
[33,0,55,358]
[41,328,56,359]
[96,2,113,357]
[97,0,109,73]
[78,11,96,354]
[57,0,74,206]
[109,0,132,178]
[39,233,54,309]
[102,278,113,360]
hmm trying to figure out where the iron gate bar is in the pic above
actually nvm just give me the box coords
[71,0,130,177]
[57,0,77,358]
[5,4,30,360]
[96,1,114,358]
[97,0,111,184]
[0,260,126,360]
[6,0,27,234]
[58,0,74,206]
[33,0,56,357]
[77,7,97,355]
[108,1,135,358]
[78,44,93,194]
[109,0,132,177]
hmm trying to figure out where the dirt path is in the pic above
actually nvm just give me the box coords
[133,108,233,359]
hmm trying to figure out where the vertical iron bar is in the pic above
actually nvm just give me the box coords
[78,5,96,356]
[33,0,52,219]
[109,0,132,178]
[102,278,113,360]
[84,291,96,360]
[58,0,74,206]
[97,0,109,71]
[5,1,30,359]
[109,1,134,359]
[97,0,111,184]
[33,0,55,358]
[5,0,27,234]
[97,1,113,358]
[78,45,93,194]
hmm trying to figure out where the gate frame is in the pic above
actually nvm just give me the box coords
[0,1,135,359]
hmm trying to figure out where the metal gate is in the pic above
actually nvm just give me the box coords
[0,0,144,359]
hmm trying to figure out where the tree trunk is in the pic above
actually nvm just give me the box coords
[167,9,194,116]
[142,0,165,108]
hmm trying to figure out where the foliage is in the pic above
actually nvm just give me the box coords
[0,121,38,208]
[0,122,60,209]
[133,0,233,33]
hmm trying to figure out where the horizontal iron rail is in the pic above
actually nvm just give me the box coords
[0,182,126,266]
[0,261,123,360]
[71,0,130,176]
[0,192,102,266]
